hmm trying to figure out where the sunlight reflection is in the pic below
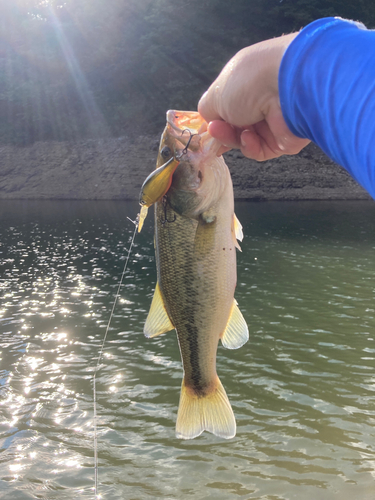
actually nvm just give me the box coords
[25,356,44,371]
[10,416,19,427]
[24,370,37,390]
[119,298,134,305]
[40,312,55,318]
[58,458,82,469]
[9,463,24,473]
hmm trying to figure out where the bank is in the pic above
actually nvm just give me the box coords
[0,138,370,201]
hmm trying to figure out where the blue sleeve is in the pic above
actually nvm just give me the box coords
[279,17,375,199]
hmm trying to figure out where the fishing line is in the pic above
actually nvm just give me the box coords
[93,214,139,499]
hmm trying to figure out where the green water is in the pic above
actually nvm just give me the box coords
[0,200,374,500]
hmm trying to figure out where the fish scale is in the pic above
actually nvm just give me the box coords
[155,206,209,391]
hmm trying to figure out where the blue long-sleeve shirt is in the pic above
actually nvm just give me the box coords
[279,17,375,199]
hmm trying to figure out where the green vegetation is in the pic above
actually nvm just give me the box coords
[1,0,375,144]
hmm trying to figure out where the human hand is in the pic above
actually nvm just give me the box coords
[198,33,310,160]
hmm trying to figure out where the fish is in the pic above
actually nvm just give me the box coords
[139,110,248,440]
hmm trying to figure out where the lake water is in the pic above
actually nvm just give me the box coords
[0,199,375,500]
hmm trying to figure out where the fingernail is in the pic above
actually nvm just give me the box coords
[240,130,249,147]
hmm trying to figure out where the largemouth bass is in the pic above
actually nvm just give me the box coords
[140,110,248,439]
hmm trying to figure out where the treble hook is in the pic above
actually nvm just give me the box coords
[159,130,199,224]
[160,196,176,225]
[175,130,198,159]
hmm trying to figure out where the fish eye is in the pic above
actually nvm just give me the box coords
[161,146,172,160]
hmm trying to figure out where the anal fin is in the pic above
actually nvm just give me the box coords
[176,377,236,440]
[144,282,174,338]
[221,299,249,349]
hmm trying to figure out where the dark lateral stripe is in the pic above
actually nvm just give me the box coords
[183,320,204,394]
[156,203,206,394]
[180,255,205,394]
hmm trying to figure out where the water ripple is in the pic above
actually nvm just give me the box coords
[0,200,375,499]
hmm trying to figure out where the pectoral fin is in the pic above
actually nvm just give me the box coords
[144,282,174,338]
[232,214,243,251]
[221,299,249,349]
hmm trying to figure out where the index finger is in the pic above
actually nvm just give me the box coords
[207,120,242,149]
[198,87,222,124]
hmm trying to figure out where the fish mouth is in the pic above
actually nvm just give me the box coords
[166,110,220,156]
[166,110,208,136]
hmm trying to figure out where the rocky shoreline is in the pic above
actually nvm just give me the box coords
[0,137,371,201]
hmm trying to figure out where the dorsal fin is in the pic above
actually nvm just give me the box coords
[221,299,248,349]
[144,282,174,338]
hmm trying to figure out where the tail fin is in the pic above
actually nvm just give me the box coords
[175,377,236,440]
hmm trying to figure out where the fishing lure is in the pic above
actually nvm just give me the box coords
[138,130,197,232]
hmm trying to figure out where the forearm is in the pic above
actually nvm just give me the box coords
[279,17,375,198]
